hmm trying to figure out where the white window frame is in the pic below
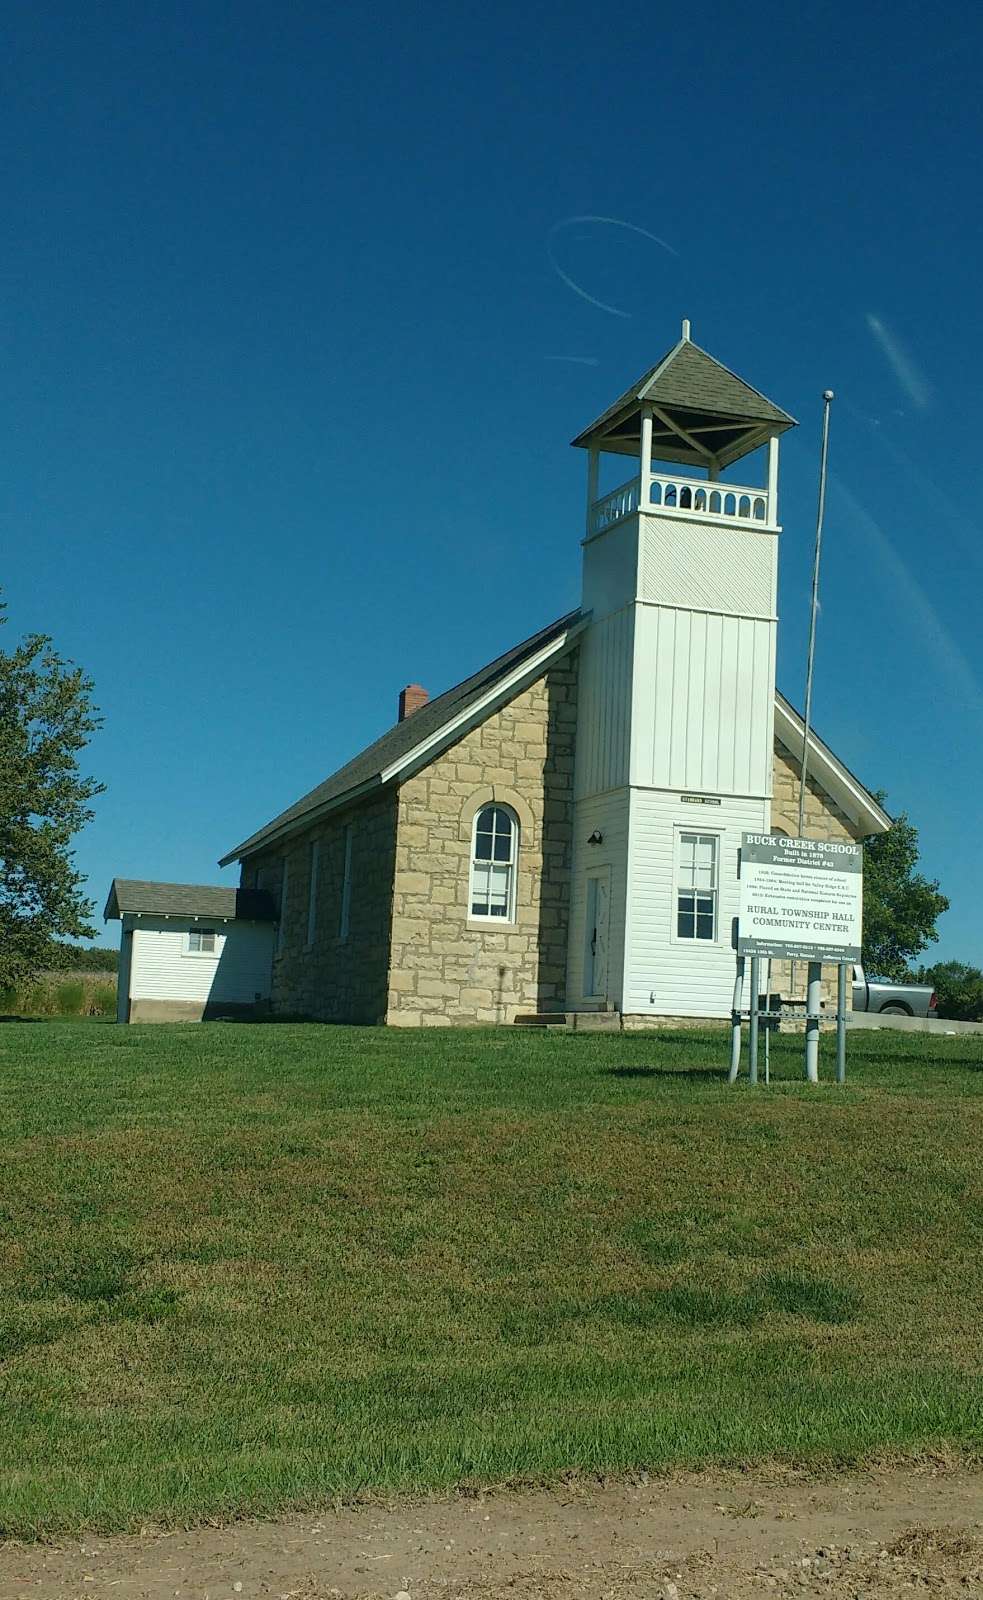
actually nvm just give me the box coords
[339,824,353,942]
[468,803,519,924]
[672,828,721,945]
[306,839,320,950]
[186,927,218,957]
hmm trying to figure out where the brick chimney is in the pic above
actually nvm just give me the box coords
[398,684,429,721]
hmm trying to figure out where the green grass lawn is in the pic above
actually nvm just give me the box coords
[0,1019,981,1536]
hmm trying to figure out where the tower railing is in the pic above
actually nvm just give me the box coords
[589,471,772,537]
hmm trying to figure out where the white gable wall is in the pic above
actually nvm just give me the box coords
[124,915,274,1008]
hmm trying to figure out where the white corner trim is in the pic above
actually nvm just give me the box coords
[773,700,890,835]
[379,618,589,785]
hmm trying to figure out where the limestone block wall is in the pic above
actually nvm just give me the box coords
[242,790,397,1023]
[387,655,579,1026]
[770,740,867,844]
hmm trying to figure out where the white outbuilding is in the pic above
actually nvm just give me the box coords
[104,879,276,1023]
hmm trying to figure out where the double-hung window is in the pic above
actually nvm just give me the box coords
[469,805,518,921]
[676,832,718,941]
[188,928,217,954]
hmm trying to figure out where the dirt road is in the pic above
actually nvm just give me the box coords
[1,1462,981,1600]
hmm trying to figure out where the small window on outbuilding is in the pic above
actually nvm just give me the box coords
[188,928,217,954]
[469,804,518,921]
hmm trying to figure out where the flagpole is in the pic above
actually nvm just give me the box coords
[798,390,834,1084]
[798,390,834,837]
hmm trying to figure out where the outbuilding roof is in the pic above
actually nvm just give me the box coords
[104,879,277,922]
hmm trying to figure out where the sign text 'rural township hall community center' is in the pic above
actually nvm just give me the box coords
[738,835,863,964]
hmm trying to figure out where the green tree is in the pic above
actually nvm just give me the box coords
[0,603,104,989]
[915,961,983,1022]
[861,797,948,979]
[47,940,119,973]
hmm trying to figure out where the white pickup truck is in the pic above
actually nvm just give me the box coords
[852,965,938,1017]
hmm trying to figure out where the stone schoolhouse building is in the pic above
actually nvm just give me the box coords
[220,327,889,1027]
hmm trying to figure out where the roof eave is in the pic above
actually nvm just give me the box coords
[570,340,683,449]
[774,696,892,835]
[645,338,797,428]
[220,616,589,867]
[218,774,385,868]
[571,337,797,450]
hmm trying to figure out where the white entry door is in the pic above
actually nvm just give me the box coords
[584,868,611,1002]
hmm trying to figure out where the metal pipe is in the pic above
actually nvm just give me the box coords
[764,957,772,1086]
[805,961,823,1084]
[749,955,760,1086]
[797,391,835,838]
[836,961,847,1084]
[791,392,834,1003]
[728,956,745,1083]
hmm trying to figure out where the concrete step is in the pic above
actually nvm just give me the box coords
[512,1012,566,1029]
[567,1011,622,1032]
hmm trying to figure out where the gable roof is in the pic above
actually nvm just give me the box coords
[104,879,277,922]
[571,336,796,469]
[219,610,584,865]
[219,611,890,868]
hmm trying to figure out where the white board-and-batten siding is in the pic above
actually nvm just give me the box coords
[575,504,778,1018]
[573,611,634,800]
[123,916,274,1006]
[632,606,776,797]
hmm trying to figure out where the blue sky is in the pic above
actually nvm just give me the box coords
[3,0,981,962]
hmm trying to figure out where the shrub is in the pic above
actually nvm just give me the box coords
[916,961,983,1022]
[53,981,86,1016]
[89,984,118,1017]
[47,941,118,972]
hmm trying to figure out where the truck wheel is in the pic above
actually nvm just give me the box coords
[880,1003,912,1016]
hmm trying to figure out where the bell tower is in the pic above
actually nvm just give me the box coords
[566,323,796,1019]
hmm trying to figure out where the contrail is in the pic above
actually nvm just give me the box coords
[548,216,679,319]
[866,314,931,409]
[839,395,983,575]
[832,475,980,712]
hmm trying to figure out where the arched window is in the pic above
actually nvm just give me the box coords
[469,804,518,921]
